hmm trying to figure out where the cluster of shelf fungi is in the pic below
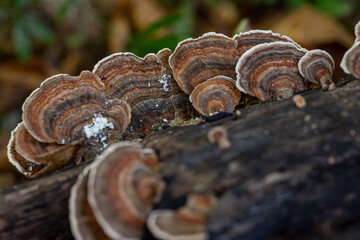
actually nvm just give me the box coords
[3,21,360,240]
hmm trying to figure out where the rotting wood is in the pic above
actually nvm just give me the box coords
[0,76,360,239]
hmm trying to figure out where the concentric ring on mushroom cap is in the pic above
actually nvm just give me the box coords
[341,41,360,78]
[8,122,81,179]
[189,76,240,116]
[169,32,238,94]
[236,42,307,101]
[14,122,82,165]
[93,48,179,106]
[87,142,164,240]
[234,29,302,57]
[22,71,131,145]
[298,49,335,88]
[69,167,110,240]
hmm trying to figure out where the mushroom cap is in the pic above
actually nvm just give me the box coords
[340,41,360,78]
[355,21,360,41]
[169,32,238,94]
[93,48,179,106]
[147,209,206,240]
[147,193,216,240]
[14,122,82,165]
[189,76,240,116]
[234,30,301,57]
[22,71,130,145]
[236,42,307,101]
[8,122,82,179]
[87,142,164,240]
[298,49,335,85]
[93,48,196,137]
[69,167,110,240]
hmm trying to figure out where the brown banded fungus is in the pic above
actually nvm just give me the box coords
[9,71,131,178]
[22,71,130,145]
[8,122,81,179]
[147,193,217,240]
[69,167,110,240]
[355,21,360,41]
[189,76,240,116]
[93,48,196,137]
[236,42,307,101]
[341,41,360,79]
[169,32,238,95]
[234,30,301,57]
[85,142,165,240]
[298,49,335,89]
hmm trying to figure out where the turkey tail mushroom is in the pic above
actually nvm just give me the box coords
[83,142,165,240]
[169,32,238,95]
[298,49,335,90]
[147,193,217,240]
[189,76,240,116]
[236,42,307,101]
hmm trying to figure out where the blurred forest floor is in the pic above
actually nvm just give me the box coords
[0,0,359,189]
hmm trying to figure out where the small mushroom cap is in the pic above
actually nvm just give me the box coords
[147,209,206,240]
[87,142,165,240]
[169,32,238,94]
[147,193,216,240]
[8,122,82,179]
[234,30,301,57]
[340,41,360,78]
[69,167,110,240]
[298,49,335,88]
[22,71,131,145]
[189,76,240,116]
[236,42,307,101]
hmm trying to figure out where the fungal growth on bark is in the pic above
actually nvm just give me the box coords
[93,48,197,137]
[8,71,131,178]
[298,49,335,89]
[236,42,307,101]
[147,193,217,240]
[341,41,360,78]
[189,76,240,116]
[355,21,360,41]
[69,142,165,240]
[169,32,238,94]
[69,167,110,240]
[234,30,301,57]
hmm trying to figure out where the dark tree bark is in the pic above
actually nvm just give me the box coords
[1,76,360,240]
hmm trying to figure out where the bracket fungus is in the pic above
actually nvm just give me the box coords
[189,76,240,116]
[298,49,335,89]
[355,21,360,41]
[234,30,301,57]
[74,142,165,240]
[147,193,217,240]
[169,32,238,95]
[341,41,360,79]
[93,48,197,137]
[236,42,307,101]
[9,71,131,178]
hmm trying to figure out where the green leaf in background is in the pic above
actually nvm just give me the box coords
[313,0,350,17]
[24,15,54,45]
[285,0,307,10]
[12,21,31,62]
[55,0,77,21]
[173,0,195,39]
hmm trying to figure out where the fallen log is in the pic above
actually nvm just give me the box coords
[0,76,360,239]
